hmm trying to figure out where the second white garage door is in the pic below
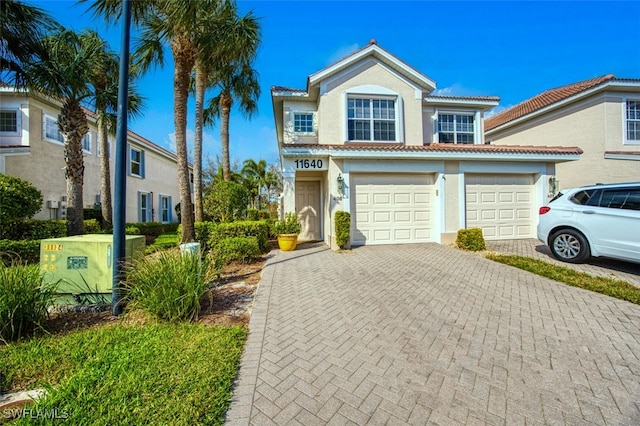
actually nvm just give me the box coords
[351,174,437,245]
[465,174,535,240]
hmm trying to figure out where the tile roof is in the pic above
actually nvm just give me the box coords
[485,74,619,131]
[283,143,582,155]
[425,95,500,103]
[271,86,307,95]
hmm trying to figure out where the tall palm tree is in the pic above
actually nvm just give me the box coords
[241,158,268,210]
[87,0,200,242]
[81,30,144,230]
[0,0,59,88]
[192,1,260,220]
[204,61,261,182]
[24,29,106,235]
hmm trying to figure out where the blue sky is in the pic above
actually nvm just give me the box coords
[32,0,640,167]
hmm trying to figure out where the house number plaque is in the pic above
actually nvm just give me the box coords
[294,159,326,170]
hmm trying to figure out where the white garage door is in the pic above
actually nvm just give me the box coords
[351,174,437,245]
[465,174,535,240]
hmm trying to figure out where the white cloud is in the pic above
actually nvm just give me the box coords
[326,43,360,66]
[432,83,477,97]
[484,105,509,119]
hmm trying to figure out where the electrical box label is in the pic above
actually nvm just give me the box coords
[43,244,64,251]
[67,256,88,270]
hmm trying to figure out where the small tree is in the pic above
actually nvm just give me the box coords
[0,174,43,231]
[204,181,248,223]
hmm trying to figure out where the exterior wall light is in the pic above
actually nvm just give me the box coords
[337,174,344,195]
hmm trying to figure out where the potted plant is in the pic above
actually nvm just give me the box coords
[273,212,302,251]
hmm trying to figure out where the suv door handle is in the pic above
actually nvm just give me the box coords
[583,210,596,215]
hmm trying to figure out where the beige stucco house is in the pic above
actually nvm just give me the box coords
[272,41,582,248]
[0,88,185,224]
[485,75,640,190]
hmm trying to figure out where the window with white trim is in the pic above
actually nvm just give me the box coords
[293,112,314,133]
[129,146,145,178]
[626,100,640,142]
[159,195,172,223]
[43,113,63,143]
[438,114,475,144]
[0,109,20,135]
[138,191,151,222]
[82,132,92,153]
[347,97,397,142]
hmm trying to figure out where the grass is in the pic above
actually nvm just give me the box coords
[0,323,247,425]
[486,254,640,305]
[145,231,179,254]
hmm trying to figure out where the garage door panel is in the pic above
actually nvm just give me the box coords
[466,174,535,241]
[352,174,436,245]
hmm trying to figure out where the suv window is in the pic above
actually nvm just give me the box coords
[570,189,600,206]
[600,189,640,211]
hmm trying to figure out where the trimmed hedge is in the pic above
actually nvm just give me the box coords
[334,211,351,249]
[0,240,41,265]
[208,221,270,253]
[456,228,486,251]
[84,219,101,233]
[213,236,261,264]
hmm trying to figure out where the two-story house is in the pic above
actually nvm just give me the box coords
[0,88,184,224]
[272,40,582,248]
[485,74,640,190]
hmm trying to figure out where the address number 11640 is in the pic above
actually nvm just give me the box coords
[294,159,324,169]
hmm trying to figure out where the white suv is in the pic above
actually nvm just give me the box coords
[537,182,640,264]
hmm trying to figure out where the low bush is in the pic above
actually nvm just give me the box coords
[0,174,43,229]
[246,208,259,221]
[0,240,41,265]
[0,262,57,342]
[272,213,301,236]
[128,222,165,236]
[456,228,486,251]
[214,236,261,264]
[335,211,351,249]
[209,221,269,253]
[125,226,141,235]
[123,250,221,322]
[83,208,102,222]
[84,219,101,233]
[204,181,249,223]
[178,222,218,252]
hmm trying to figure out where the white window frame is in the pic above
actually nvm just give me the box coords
[625,99,640,145]
[437,112,476,144]
[43,113,64,144]
[293,112,315,134]
[159,194,172,223]
[138,191,152,223]
[0,108,21,136]
[82,132,92,153]
[347,95,399,142]
[129,146,144,178]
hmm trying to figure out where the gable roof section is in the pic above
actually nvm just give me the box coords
[485,74,640,132]
[308,40,437,93]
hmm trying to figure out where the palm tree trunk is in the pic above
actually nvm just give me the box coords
[98,118,112,229]
[172,34,196,243]
[220,91,232,181]
[193,60,206,222]
[59,100,87,236]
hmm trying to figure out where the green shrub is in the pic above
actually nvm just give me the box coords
[24,220,67,239]
[123,250,221,322]
[125,226,141,235]
[0,240,41,265]
[209,221,269,253]
[145,232,179,254]
[258,210,273,220]
[204,181,249,223]
[0,174,43,231]
[335,211,351,249]
[246,208,259,221]
[128,222,165,236]
[83,208,102,222]
[0,262,57,342]
[456,228,486,251]
[163,223,179,233]
[214,236,261,264]
[272,212,301,235]
[84,219,101,233]
[178,222,219,252]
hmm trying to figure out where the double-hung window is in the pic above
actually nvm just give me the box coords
[129,147,145,178]
[293,112,314,133]
[347,97,396,142]
[82,133,92,153]
[438,114,475,144]
[626,100,640,143]
[0,109,20,135]
[159,195,172,223]
[138,191,151,222]
[43,114,63,143]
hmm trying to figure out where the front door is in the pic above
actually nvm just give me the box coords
[296,180,321,241]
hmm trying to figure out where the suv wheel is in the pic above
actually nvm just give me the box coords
[549,229,591,263]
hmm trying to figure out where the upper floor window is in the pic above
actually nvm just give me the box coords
[347,97,396,142]
[43,114,63,143]
[82,133,92,153]
[129,146,145,178]
[438,114,475,144]
[626,100,640,142]
[0,109,20,135]
[293,112,314,133]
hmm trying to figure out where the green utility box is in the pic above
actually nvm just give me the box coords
[40,234,145,305]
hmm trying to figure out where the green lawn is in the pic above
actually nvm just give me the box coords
[0,323,246,425]
[486,254,640,305]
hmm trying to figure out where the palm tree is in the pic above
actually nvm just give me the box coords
[81,30,144,230]
[87,0,200,242]
[192,1,260,221]
[24,29,106,235]
[0,0,59,88]
[241,158,268,210]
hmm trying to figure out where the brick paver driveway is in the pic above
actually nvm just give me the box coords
[226,243,640,425]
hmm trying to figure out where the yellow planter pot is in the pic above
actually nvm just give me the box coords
[277,234,298,251]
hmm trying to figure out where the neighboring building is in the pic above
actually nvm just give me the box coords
[485,74,640,190]
[272,40,582,247]
[0,88,184,224]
